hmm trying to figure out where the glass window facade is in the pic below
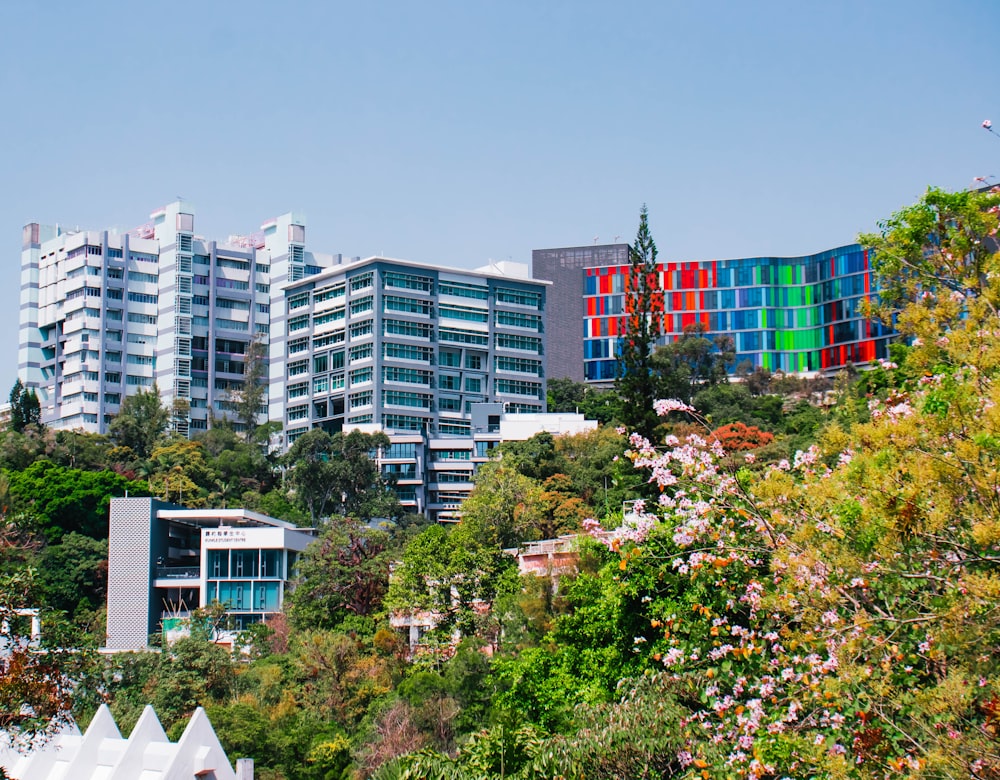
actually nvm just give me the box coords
[205,547,288,621]
[580,245,891,380]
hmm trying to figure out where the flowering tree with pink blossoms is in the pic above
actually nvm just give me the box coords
[575,187,1000,778]
[385,188,1000,780]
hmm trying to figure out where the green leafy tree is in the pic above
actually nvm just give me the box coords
[615,204,664,440]
[149,637,237,731]
[194,422,275,504]
[36,532,108,618]
[0,571,75,744]
[494,433,560,482]
[228,335,268,443]
[388,673,685,780]
[8,379,42,433]
[289,628,402,732]
[5,461,148,542]
[552,427,638,515]
[144,439,212,507]
[107,384,170,460]
[459,461,546,548]
[860,185,1000,317]
[386,519,518,639]
[691,382,785,430]
[241,488,310,526]
[0,426,55,471]
[50,430,114,471]
[650,322,734,404]
[553,201,1000,778]
[284,429,396,524]
[546,380,620,425]
[546,377,587,413]
[285,517,392,630]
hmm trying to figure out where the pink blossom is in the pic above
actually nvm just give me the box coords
[663,647,685,667]
[654,398,695,416]
[886,401,914,420]
[793,446,819,469]
[581,518,603,535]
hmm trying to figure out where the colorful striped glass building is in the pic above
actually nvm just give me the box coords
[533,243,893,383]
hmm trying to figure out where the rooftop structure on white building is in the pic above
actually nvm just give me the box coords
[105,497,315,652]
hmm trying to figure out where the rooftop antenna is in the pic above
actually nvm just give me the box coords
[593,235,599,244]
[614,235,621,243]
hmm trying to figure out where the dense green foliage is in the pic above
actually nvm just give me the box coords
[284,429,399,524]
[7,187,1000,777]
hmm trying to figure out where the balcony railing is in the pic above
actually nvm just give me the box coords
[154,566,200,579]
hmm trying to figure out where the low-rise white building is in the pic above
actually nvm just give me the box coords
[105,498,314,651]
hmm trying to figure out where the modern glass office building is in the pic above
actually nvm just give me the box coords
[271,258,550,521]
[534,243,893,383]
[273,257,549,445]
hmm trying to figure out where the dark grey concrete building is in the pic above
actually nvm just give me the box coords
[531,244,629,383]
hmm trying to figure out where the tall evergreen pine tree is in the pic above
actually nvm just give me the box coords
[8,379,42,433]
[616,205,664,440]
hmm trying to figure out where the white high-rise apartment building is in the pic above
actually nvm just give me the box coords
[19,201,334,436]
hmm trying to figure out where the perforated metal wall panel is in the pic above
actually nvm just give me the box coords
[105,498,156,650]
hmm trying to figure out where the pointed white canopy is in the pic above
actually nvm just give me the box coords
[0,705,239,780]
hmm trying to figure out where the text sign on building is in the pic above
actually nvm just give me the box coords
[203,527,250,547]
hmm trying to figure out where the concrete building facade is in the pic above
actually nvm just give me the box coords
[353,403,597,522]
[19,201,339,437]
[269,256,553,521]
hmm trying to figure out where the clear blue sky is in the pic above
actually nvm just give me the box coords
[2,0,997,393]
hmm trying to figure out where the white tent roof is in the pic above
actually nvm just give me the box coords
[1,705,238,780]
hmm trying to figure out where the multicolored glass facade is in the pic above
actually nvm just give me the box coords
[581,244,893,381]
